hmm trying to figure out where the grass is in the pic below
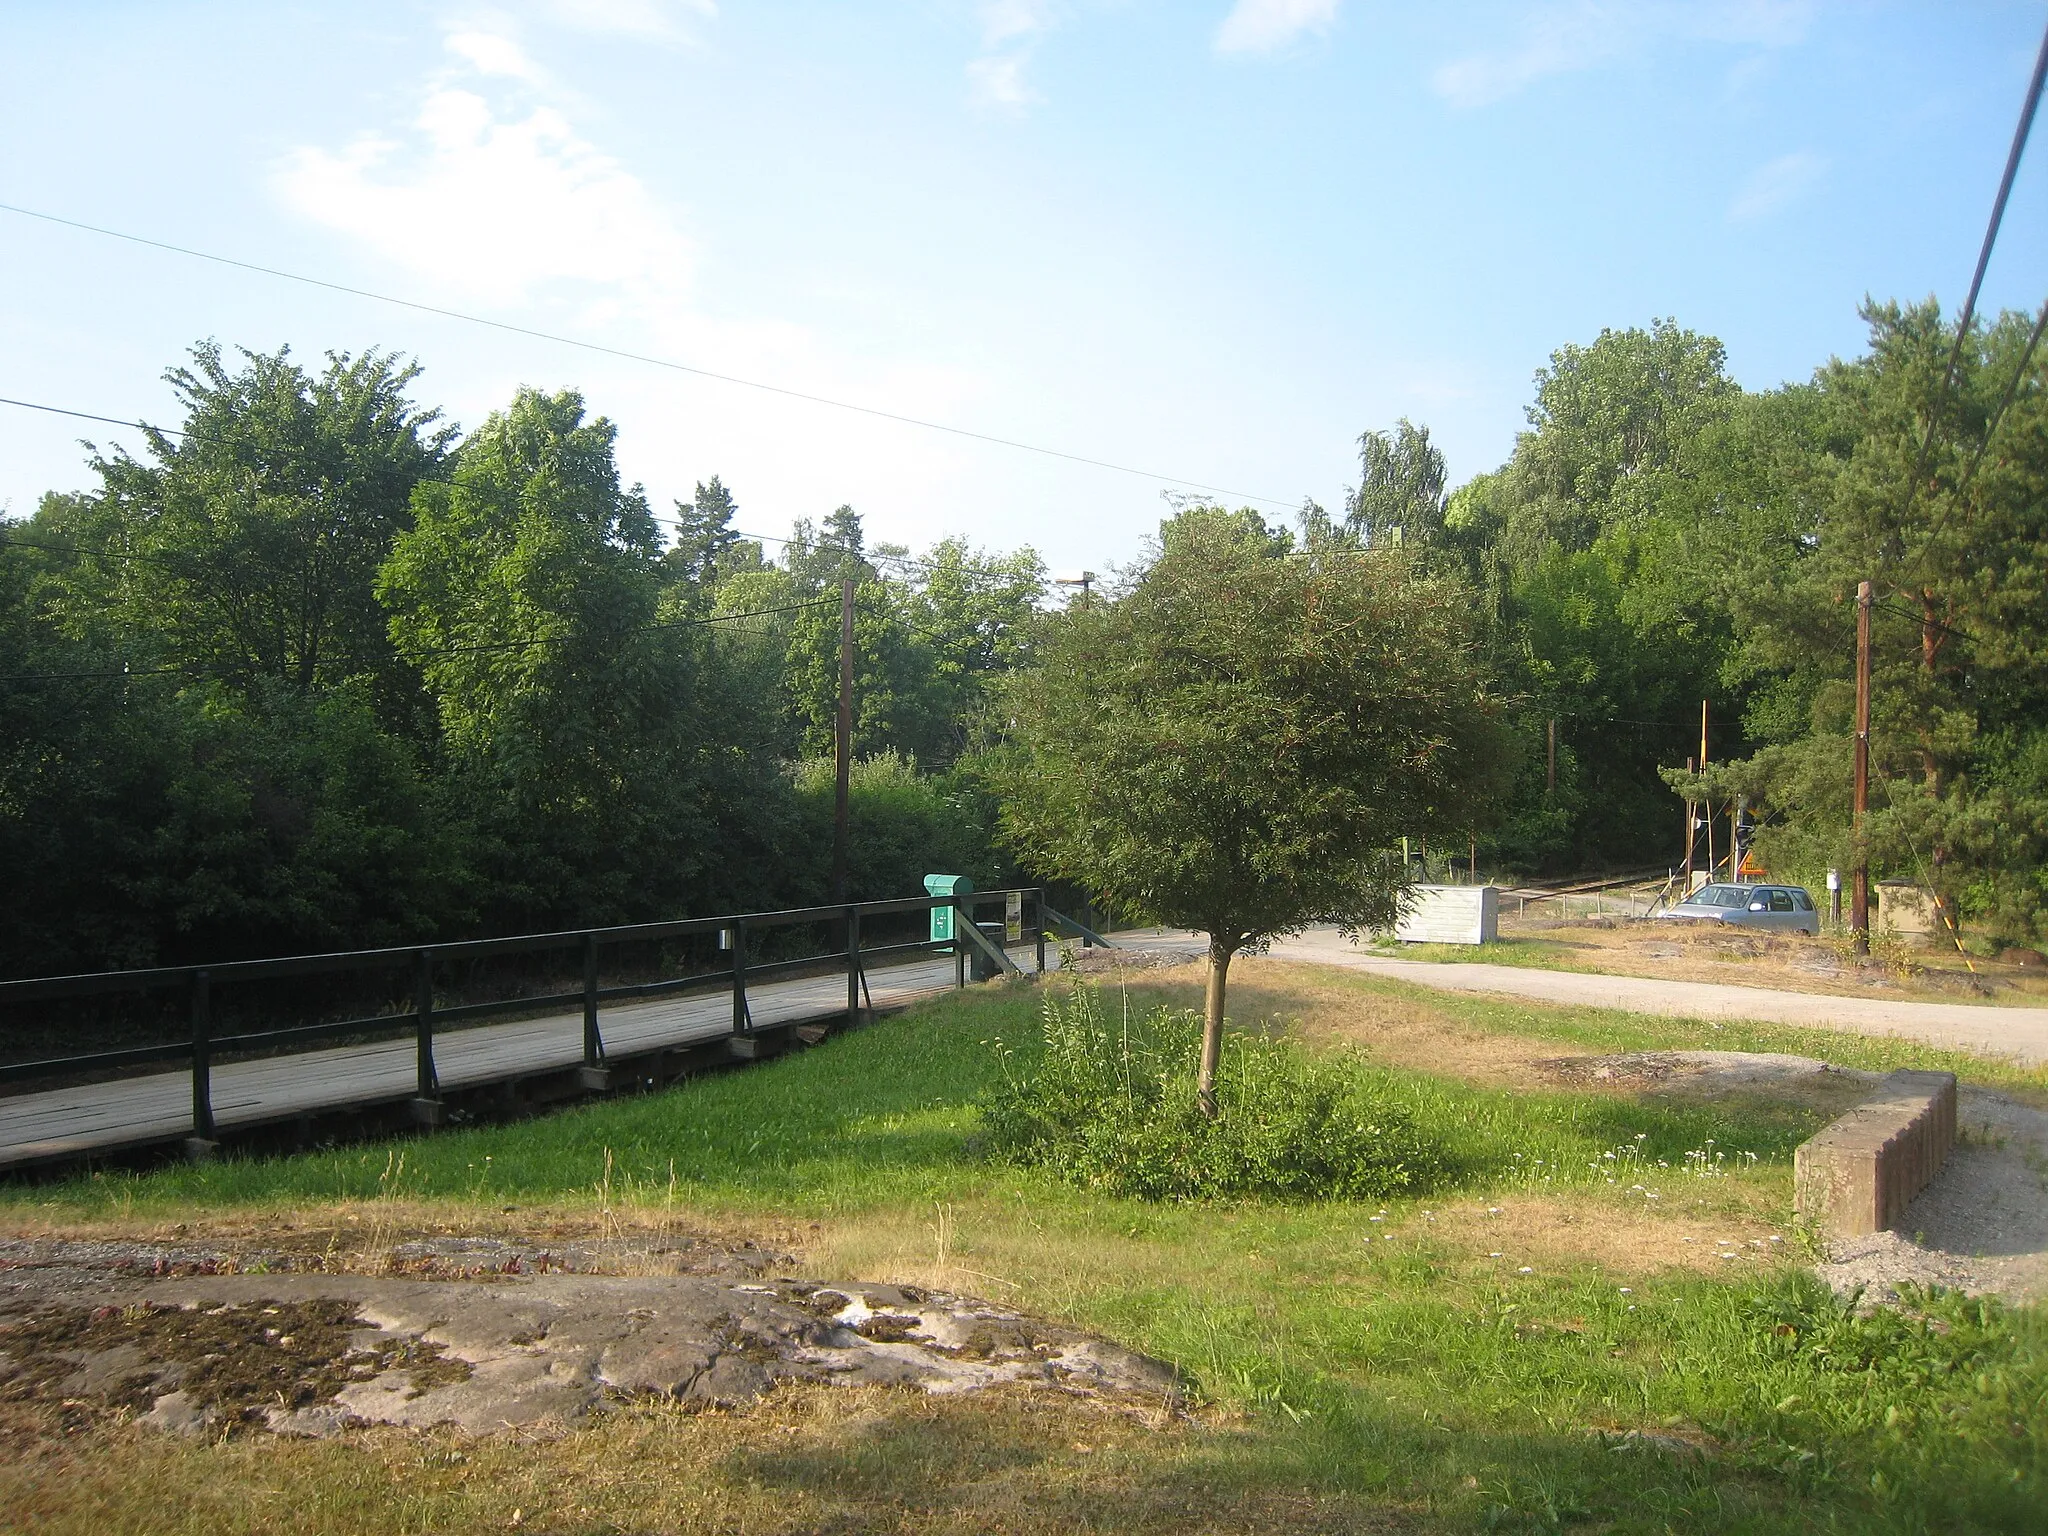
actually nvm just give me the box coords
[4,969,2046,1534]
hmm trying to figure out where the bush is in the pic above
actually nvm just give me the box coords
[979,984,1447,1201]
[788,751,1004,902]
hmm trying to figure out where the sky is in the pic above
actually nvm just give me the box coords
[2,1,2046,576]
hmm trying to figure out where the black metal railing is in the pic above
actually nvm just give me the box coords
[0,888,1082,1151]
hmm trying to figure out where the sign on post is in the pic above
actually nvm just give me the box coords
[1005,891,1023,943]
[924,874,973,943]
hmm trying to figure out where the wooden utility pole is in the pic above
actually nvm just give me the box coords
[832,577,855,904]
[1699,701,1713,878]
[1851,579,1873,950]
[1682,756,1696,887]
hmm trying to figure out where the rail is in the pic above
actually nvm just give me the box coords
[0,889,1051,1153]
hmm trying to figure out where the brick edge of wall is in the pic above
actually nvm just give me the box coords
[1792,1069,1958,1238]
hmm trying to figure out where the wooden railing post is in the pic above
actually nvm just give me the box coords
[1033,889,1046,976]
[954,900,967,989]
[187,969,215,1156]
[412,949,441,1124]
[845,905,861,1028]
[731,918,749,1034]
[582,933,604,1068]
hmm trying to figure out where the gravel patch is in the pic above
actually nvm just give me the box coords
[1815,1088,2048,1305]
[1535,1050,1877,1095]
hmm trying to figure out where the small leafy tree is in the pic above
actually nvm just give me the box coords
[989,507,1511,1114]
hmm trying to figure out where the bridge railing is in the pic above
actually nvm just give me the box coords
[0,889,1050,1148]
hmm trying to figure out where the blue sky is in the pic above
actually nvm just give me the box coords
[3,1,2045,575]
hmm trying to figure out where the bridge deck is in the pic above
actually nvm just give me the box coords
[1,947,1032,1171]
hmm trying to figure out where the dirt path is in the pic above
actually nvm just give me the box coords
[1106,928,2048,1066]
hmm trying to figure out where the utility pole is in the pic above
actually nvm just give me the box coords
[1682,756,1696,888]
[832,577,854,904]
[1851,579,1873,951]
[1054,571,1095,607]
[1699,701,1713,878]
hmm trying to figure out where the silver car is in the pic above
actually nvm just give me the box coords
[1659,882,1821,935]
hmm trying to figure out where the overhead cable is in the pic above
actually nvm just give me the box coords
[1896,15,2048,577]
[0,200,1298,511]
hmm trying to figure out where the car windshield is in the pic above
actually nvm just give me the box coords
[1691,885,1750,907]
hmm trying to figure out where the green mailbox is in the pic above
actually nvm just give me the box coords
[924,874,973,943]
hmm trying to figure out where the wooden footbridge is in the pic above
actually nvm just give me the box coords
[0,889,1104,1173]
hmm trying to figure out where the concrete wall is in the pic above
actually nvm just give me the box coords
[1392,885,1499,946]
[1793,1070,1957,1237]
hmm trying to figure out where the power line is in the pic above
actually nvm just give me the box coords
[1896,15,2048,580]
[1961,297,2048,492]
[0,200,1299,511]
[0,395,203,443]
[1871,595,1987,649]
[0,396,1081,581]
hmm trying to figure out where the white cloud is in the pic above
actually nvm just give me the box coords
[1729,149,1826,221]
[534,0,715,40]
[274,38,691,305]
[445,30,547,82]
[1215,0,1340,57]
[980,0,1056,48]
[968,53,1039,108]
[968,0,1058,109]
[1433,1,1810,109]
[269,29,994,536]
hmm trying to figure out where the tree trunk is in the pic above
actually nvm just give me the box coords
[1198,937,1233,1120]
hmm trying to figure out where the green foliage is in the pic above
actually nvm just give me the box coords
[63,342,451,712]
[979,985,1445,1201]
[787,751,1006,900]
[1345,417,1447,547]
[1702,301,2048,943]
[990,505,1512,946]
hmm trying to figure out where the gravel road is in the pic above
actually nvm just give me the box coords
[1106,928,2048,1066]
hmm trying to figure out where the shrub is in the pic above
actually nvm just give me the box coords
[979,983,1447,1201]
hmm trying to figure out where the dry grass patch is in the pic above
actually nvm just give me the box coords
[1082,958,1569,1087]
[1399,1196,1796,1279]
[0,1384,1396,1536]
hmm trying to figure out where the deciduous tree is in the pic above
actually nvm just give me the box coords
[989,507,1511,1114]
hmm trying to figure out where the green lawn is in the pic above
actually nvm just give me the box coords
[6,972,2045,1534]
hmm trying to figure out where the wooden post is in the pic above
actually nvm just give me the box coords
[732,918,750,1034]
[833,577,854,904]
[1682,756,1696,887]
[413,949,441,1123]
[583,934,603,1068]
[1852,579,1873,951]
[1033,889,1046,975]
[1699,701,1714,878]
[845,905,860,1028]
[188,969,214,1149]
[579,932,607,1089]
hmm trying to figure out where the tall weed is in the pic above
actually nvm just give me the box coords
[979,984,1447,1201]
